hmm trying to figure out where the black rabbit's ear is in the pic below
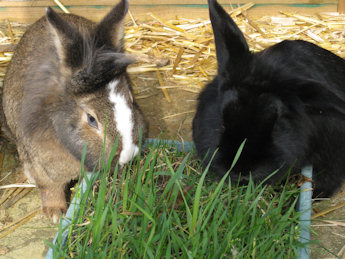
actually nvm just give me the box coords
[69,52,135,94]
[46,7,85,69]
[93,0,128,51]
[288,79,345,119]
[208,0,250,75]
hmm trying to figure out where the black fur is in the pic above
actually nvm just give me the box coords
[70,51,135,94]
[193,0,345,197]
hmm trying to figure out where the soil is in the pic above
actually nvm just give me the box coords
[310,190,345,259]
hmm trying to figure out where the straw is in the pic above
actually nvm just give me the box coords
[0,209,41,239]
[54,0,70,14]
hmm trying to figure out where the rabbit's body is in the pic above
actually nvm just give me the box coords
[193,0,345,197]
[2,0,147,222]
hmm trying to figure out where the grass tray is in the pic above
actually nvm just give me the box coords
[46,139,312,259]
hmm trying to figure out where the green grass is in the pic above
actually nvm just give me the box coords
[49,140,304,258]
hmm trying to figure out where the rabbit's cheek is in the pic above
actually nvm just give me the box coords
[108,80,139,165]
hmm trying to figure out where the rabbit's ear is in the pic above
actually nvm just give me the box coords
[46,7,85,69]
[208,0,250,75]
[69,52,135,94]
[93,0,128,51]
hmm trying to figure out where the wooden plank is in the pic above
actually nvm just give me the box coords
[1,6,202,23]
[338,0,345,13]
[0,7,104,23]
[0,3,338,23]
[0,0,338,7]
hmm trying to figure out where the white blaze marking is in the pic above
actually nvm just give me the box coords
[108,80,139,165]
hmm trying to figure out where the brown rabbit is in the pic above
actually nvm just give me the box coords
[2,0,147,223]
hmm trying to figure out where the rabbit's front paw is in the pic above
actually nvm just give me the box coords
[40,187,67,223]
[43,205,67,224]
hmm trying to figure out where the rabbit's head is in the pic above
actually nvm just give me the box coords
[206,0,298,168]
[21,0,146,171]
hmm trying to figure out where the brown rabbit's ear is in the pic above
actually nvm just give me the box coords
[46,7,85,69]
[93,0,129,51]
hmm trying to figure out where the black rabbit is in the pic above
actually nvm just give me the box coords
[193,0,345,197]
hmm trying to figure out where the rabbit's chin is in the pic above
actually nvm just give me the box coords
[119,145,139,166]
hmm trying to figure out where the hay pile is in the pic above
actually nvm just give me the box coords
[0,21,26,84]
[124,3,345,100]
[1,3,345,101]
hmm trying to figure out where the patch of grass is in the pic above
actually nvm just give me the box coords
[49,140,303,258]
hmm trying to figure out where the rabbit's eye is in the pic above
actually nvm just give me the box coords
[87,113,98,129]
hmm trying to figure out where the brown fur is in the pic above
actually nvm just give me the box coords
[2,0,147,223]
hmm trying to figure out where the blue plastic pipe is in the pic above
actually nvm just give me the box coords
[45,172,94,259]
[297,165,313,259]
[143,138,194,152]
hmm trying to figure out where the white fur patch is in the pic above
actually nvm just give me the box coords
[108,80,139,165]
